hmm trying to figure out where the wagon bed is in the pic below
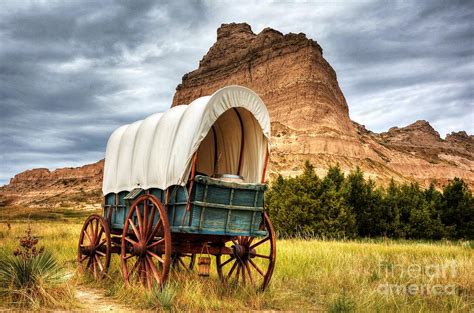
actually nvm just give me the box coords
[104,175,267,237]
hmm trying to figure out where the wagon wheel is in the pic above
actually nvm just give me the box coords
[120,194,171,289]
[171,253,196,272]
[77,214,111,279]
[216,212,276,291]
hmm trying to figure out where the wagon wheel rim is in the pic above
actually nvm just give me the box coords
[77,214,111,279]
[171,253,196,272]
[120,195,171,288]
[216,212,276,291]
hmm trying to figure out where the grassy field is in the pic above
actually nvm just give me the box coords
[0,211,472,312]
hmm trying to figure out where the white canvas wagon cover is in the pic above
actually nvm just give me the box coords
[102,86,271,195]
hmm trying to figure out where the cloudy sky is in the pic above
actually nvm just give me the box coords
[1,0,473,185]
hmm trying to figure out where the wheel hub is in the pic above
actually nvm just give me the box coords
[81,245,95,256]
[133,241,148,257]
[232,244,256,259]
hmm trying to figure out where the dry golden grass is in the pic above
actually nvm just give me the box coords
[0,218,472,312]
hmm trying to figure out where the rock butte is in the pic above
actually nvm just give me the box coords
[173,23,473,187]
[1,23,473,208]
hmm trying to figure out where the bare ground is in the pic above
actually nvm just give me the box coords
[74,286,131,312]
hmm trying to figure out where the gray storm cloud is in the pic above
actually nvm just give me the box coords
[1,0,473,184]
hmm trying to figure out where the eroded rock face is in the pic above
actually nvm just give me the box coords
[1,22,473,208]
[173,23,474,187]
[0,160,103,208]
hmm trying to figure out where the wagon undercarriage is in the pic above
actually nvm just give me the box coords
[78,192,276,291]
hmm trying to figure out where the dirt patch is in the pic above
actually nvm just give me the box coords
[75,286,131,312]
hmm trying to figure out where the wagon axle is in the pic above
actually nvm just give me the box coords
[232,243,257,259]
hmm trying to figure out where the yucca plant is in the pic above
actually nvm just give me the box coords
[0,225,70,308]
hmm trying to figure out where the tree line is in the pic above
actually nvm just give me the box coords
[266,161,474,240]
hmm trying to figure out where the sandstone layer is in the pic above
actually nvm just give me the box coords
[1,23,473,208]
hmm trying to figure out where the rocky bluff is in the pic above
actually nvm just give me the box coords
[173,23,473,187]
[1,23,472,208]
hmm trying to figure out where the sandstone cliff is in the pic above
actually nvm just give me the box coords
[0,160,103,208]
[173,23,474,187]
[1,23,472,208]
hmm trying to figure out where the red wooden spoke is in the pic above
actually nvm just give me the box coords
[136,261,142,285]
[134,260,141,283]
[146,255,161,284]
[94,219,99,243]
[248,258,265,277]
[141,260,147,286]
[143,200,148,238]
[147,202,156,236]
[147,250,165,263]
[80,255,88,262]
[144,259,152,289]
[253,253,270,259]
[96,238,107,249]
[90,221,96,242]
[95,255,104,272]
[245,262,255,286]
[125,236,138,245]
[135,204,144,237]
[249,236,270,250]
[235,264,241,283]
[227,261,238,279]
[96,250,106,257]
[219,255,235,268]
[96,227,104,245]
[92,259,97,278]
[84,227,93,244]
[147,220,163,243]
[147,238,165,249]
[124,254,135,261]
[241,263,246,285]
[128,258,140,279]
[246,237,254,246]
[86,256,92,269]
[128,218,141,240]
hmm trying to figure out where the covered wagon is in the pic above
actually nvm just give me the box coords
[77,85,276,290]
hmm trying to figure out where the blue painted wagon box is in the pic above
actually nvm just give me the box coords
[104,176,267,237]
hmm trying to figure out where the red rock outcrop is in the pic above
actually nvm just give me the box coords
[172,23,474,187]
[0,160,103,208]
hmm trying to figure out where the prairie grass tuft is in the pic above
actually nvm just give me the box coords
[145,283,177,311]
[327,290,356,313]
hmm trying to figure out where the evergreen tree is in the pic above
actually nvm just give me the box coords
[342,168,384,237]
[440,178,474,238]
